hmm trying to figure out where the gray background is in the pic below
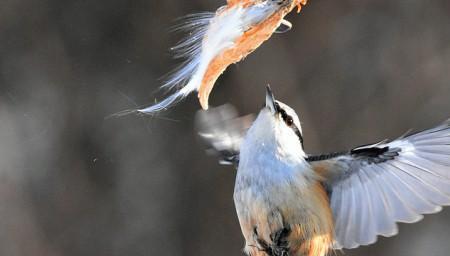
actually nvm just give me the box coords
[1,0,450,255]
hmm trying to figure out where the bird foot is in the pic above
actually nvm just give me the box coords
[252,226,291,256]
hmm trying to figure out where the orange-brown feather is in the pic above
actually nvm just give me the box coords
[297,0,308,13]
[197,0,308,109]
[227,0,256,8]
[242,182,333,256]
[198,11,284,109]
[305,183,334,256]
[289,183,333,256]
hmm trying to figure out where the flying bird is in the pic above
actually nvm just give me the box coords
[138,0,307,114]
[196,85,450,256]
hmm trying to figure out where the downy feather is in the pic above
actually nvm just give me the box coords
[137,1,299,114]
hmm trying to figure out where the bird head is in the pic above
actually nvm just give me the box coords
[244,85,305,159]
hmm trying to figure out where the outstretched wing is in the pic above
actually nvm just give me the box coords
[195,104,254,166]
[308,120,450,249]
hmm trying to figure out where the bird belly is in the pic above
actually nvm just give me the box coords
[234,176,334,256]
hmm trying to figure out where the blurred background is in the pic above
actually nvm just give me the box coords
[1,0,450,255]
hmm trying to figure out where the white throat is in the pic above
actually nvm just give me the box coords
[243,108,306,160]
[238,109,316,190]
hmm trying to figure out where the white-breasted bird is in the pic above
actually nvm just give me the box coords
[196,85,450,256]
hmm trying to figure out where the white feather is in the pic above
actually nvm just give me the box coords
[327,121,450,249]
[138,3,282,114]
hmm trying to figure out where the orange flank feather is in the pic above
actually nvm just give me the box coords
[287,183,333,256]
[302,183,333,256]
[197,0,308,110]
[227,0,252,8]
[242,182,333,256]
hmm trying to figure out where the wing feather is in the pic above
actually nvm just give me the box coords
[364,168,397,237]
[195,104,254,166]
[399,156,450,194]
[336,179,351,246]
[356,170,374,245]
[373,164,422,223]
[344,176,358,248]
[310,120,450,249]
[329,182,344,247]
[393,161,450,205]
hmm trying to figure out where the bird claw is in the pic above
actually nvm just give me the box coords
[252,226,291,256]
[271,227,291,248]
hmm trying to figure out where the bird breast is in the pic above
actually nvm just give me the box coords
[234,154,334,256]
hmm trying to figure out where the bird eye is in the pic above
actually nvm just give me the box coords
[285,116,294,127]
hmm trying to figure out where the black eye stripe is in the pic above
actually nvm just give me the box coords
[275,102,304,148]
[275,103,289,123]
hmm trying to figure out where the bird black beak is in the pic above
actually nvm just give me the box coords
[265,85,277,114]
